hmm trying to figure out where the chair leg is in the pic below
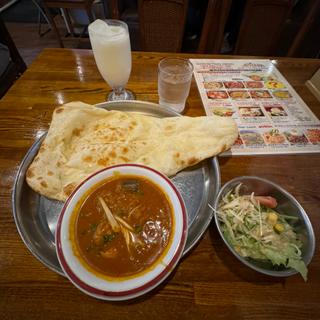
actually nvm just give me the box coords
[42,3,64,47]
[31,0,51,25]
[85,4,95,23]
[31,0,51,37]
[62,8,75,37]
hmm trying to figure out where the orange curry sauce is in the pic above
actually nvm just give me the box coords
[69,174,174,279]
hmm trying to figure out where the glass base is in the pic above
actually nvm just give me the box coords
[159,99,185,113]
[107,89,135,101]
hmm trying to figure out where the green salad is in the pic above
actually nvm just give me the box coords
[216,184,307,281]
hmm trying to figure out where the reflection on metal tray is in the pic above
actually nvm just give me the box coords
[12,100,220,276]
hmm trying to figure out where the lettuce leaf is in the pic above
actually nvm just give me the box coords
[287,258,308,282]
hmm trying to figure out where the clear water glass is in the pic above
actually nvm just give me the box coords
[158,58,193,113]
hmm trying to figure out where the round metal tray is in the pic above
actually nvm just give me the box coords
[12,100,220,276]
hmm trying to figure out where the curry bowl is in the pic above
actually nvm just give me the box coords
[213,176,315,279]
[56,164,188,300]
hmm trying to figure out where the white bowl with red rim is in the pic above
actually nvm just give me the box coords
[55,164,188,300]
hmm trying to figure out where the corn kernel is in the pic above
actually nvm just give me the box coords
[267,212,278,226]
[274,223,284,233]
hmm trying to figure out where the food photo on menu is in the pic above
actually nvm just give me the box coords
[211,106,235,117]
[264,105,288,117]
[207,90,229,99]
[272,90,293,99]
[306,128,320,144]
[239,130,266,146]
[239,106,265,117]
[228,90,251,99]
[203,81,223,89]
[263,129,287,145]
[249,90,273,99]
[223,81,245,89]
[283,129,309,145]
[265,80,286,89]
[244,81,264,88]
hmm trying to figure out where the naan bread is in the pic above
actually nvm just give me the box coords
[26,102,237,201]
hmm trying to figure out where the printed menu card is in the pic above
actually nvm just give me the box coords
[190,59,320,155]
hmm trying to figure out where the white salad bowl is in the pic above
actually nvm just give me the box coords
[55,164,188,300]
[213,176,315,279]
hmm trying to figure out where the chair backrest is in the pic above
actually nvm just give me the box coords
[138,0,188,52]
[197,0,232,53]
[0,17,26,71]
[287,0,320,57]
[0,16,26,98]
[234,0,295,55]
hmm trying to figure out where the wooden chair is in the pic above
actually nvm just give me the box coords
[138,0,189,52]
[110,0,140,50]
[42,0,95,47]
[197,0,232,53]
[234,0,295,56]
[287,0,320,57]
[0,16,26,98]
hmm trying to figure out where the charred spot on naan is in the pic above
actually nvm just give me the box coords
[109,150,117,158]
[63,183,77,197]
[39,145,46,153]
[105,131,125,142]
[26,168,35,178]
[40,181,48,188]
[97,158,109,166]
[120,156,129,162]
[165,125,174,131]
[187,157,199,166]
[122,147,129,154]
[177,157,202,172]
[72,127,84,137]
[83,155,93,163]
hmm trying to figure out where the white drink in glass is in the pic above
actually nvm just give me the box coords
[158,58,193,113]
[88,19,134,100]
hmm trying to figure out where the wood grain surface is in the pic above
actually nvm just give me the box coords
[0,49,320,320]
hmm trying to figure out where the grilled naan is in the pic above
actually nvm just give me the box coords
[26,102,237,201]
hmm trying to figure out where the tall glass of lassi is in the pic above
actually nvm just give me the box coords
[88,19,134,101]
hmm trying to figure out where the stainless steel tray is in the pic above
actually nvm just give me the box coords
[12,100,220,276]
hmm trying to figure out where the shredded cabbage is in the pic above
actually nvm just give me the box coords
[217,184,308,281]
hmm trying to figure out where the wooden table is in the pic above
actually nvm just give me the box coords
[1,48,320,319]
